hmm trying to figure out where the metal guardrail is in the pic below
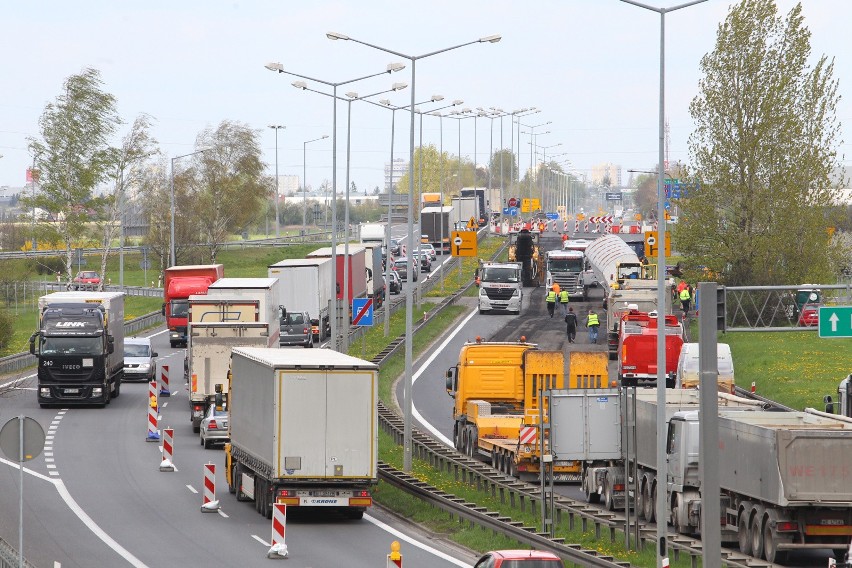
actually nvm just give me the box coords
[0,538,35,568]
[0,311,164,377]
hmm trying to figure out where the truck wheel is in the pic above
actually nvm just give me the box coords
[642,480,655,523]
[763,522,787,563]
[603,478,615,511]
[170,341,177,348]
[228,463,238,494]
[750,510,765,560]
[585,483,600,504]
[738,507,753,555]
[112,379,120,399]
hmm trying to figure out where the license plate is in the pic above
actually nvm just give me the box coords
[313,491,336,497]
[821,519,845,526]
[64,388,80,394]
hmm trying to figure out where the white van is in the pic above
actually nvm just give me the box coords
[675,342,735,394]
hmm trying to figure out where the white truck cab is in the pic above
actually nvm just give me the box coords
[477,261,522,315]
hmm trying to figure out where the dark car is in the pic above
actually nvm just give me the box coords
[388,270,402,294]
[417,252,432,272]
[72,271,101,290]
[393,257,418,282]
[390,239,401,256]
[279,311,313,347]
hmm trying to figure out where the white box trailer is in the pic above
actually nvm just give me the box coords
[268,258,333,343]
[226,347,378,519]
[34,291,125,406]
[185,278,280,431]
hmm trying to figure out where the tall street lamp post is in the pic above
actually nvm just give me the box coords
[291,82,408,352]
[537,145,563,211]
[302,135,329,235]
[519,120,550,215]
[367,95,439,337]
[266,61,406,351]
[619,2,709,566]
[268,125,286,239]
[328,31,501,472]
[170,148,211,267]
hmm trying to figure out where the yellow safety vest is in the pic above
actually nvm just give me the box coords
[587,313,599,326]
[559,290,569,303]
[679,288,691,301]
[546,291,557,303]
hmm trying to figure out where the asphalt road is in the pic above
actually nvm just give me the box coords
[0,327,475,568]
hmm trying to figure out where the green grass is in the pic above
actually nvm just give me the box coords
[720,331,852,410]
[1,295,166,356]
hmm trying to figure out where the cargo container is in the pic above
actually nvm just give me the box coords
[268,258,332,343]
[225,347,378,519]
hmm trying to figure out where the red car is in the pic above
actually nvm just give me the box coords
[798,303,820,327]
[474,550,564,568]
[72,271,101,290]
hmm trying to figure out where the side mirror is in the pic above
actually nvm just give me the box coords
[445,367,457,396]
[29,333,38,355]
[161,302,166,316]
[824,394,835,414]
[152,352,159,358]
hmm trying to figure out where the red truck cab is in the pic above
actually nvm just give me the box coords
[162,265,224,347]
[618,310,683,388]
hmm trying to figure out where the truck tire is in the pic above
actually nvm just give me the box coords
[603,477,616,511]
[112,378,121,399]
[750,508,765,560]
[763,521,787,563]
[170,340,177,348]
[642,478,655,523]
[585,484,600,504]
[738,505,753,556]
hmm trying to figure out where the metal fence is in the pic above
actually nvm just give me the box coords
[0,311,164,377]
[723,283,852,332]
[0,536,36,568]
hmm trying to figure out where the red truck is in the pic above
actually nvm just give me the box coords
[617,310,683,388]
[162,264,224,348]
[306,245,368,304]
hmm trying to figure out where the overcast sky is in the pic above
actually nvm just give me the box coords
[1,0,849,198]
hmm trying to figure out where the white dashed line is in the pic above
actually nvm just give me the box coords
[217,510,229,518]
[186,485,198,494]
[251,535,270,547]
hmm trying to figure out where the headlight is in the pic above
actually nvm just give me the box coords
[92,387,103,395]
[138,364,151,371]
[479,288,487,296]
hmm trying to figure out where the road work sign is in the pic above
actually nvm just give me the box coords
[451,231,477,257]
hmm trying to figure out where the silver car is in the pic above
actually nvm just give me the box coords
[123,337,157,382]
[280,311,313,347]
[200,405,229,449]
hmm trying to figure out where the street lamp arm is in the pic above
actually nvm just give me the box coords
[268,63,405,88]
[326,33,500,60]
[619,0,706,12]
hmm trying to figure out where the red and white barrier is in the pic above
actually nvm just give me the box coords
[267,503,289,559]
[574,220,579,233]
[146,381,160,442]
[563,221,568,232]
[159,364,171,397]
[201,463,219,512]
[583,221,589,232]
[160,428,175,471]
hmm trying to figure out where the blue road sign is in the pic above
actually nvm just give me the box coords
[352,298,374,326]
[506,207,519,216]
[545,212,559,220]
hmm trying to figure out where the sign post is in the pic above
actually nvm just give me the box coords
[0,416,45,568]
[819,306,852,338]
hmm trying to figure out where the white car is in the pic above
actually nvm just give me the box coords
[419,243,437,260]
[123,337,157,382]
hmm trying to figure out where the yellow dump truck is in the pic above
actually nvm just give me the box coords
[568,351,610,389]
[445,340,574,481]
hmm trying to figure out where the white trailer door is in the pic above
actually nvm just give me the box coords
[279,370,327,477]
[325,370,375,478]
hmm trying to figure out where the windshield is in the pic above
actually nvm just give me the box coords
[170,299,189,318]
[482,268,519,283]
[548,258,584,272]
[125,344,151,357]
[285,313,305,325]
[394,260,407,268]
[42,336,102,356]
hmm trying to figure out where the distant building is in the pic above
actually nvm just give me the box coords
[276,175,300,196]
[591,163,622,187]
[384,158,408,191]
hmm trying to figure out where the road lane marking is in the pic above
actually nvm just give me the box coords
[252,535,270,547]
[186,484,198,494]
[364,514,471,567]
[411,308,477,447]
[217,510,229,518]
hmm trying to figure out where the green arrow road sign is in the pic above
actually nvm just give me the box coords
[819,306,852,338]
